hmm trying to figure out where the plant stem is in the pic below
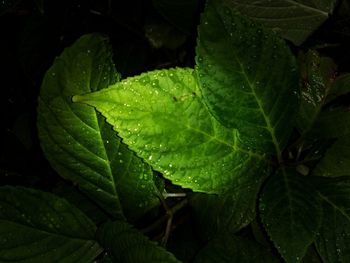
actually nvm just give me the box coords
[140,198,188,236]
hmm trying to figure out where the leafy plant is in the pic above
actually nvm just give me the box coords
[2,0,350,262]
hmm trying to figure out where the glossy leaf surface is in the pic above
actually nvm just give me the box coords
[296,50,336,133]
[196,0,299,155]
[224,0,335,45]
[260,169,322,263]
[0,186,101,262]
[37,34,160,221]
[73,68,267,193]
[97,220,181,263]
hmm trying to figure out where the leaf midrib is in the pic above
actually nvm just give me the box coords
[215,5,282,159]
[319,193,350,222]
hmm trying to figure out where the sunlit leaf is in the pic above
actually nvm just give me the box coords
[0,186,101,262]
[260,169,322,263]
[97,220,181,263]
[196,0,299,155]
[37,33,160,221]
[224,0,336,45]
[73,68,267,193]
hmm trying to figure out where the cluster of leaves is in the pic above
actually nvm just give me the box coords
[2,0,350,262]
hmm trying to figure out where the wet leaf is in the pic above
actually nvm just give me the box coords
[196,0,299,155]
[312,177,350,263]
[190,164,268,239]
[223,0,336,45]
[37,34,160,222]
[260,169,322,263]
[0,186,101,262]
[73,68,267,193]
[97,220,181,263]
[296,50,337,133]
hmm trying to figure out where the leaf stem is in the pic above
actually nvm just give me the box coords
[140,198,188,237]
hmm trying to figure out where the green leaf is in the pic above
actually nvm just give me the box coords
[260,169,322,263]
[194,234,279,263]
[0,186,101,262]
[327,73,350,103]
[53,182,110,225]
[296,50,337,133]
[313,136,350,177]
[306,107,350,140]
[37,33,160,221]
[223,0,336,45]
[313,177,350,262]
[97,220,181,263]
[152,0,199,34]
[196,0,299,155]
[190,164,267,239]
[73,68,267,193]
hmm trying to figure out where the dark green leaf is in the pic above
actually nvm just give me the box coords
[223,0,336,45]
[196,0,299,155]
[312,177,350,262]
[260,169,322,263]
[190,164,268,239]
[53,182,110,225]
[194,234,279,263]
[0,186,101,262]
[296,50,337,133]
[313,136,350,177]
[73,68,267,193]
[97,220,181,263]
[327,73,350,103]
[306,107,350,140]
[37,33,160,221]
[302,245,323,263]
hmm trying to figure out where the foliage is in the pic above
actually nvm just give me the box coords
[1,0,350,262]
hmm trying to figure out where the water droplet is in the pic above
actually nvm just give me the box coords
[148,155,153,160]
[119,160,124,163]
